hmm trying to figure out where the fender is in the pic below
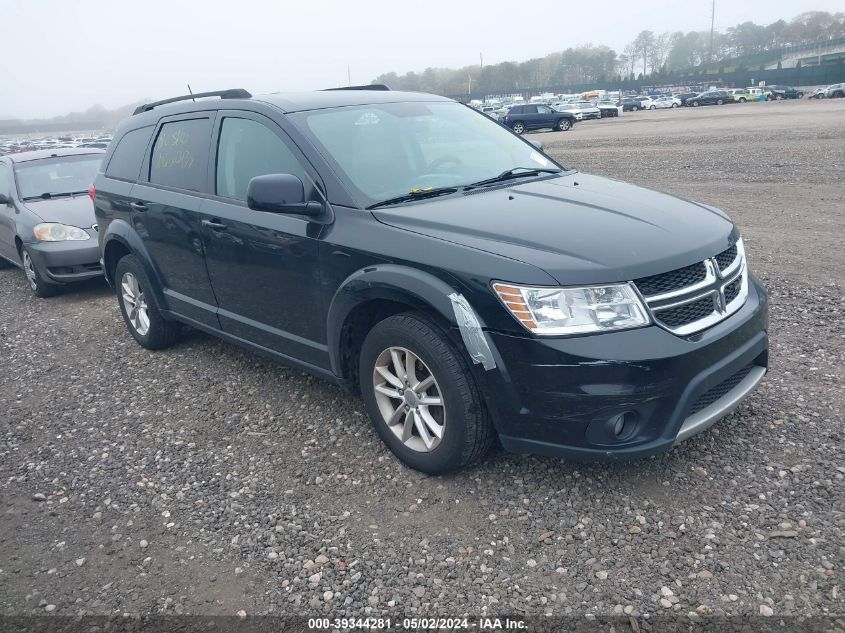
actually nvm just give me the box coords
[100,219,167,310]
[326,264,491,378]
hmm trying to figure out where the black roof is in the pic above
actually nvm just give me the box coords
[3,148,105,163]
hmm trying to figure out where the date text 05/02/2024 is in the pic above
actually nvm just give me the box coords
[307,617,527,630]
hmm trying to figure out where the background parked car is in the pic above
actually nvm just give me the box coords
[824,83,845,98]
[619,98,643,112]
[728,88,753,102]
[767,85,803,100]
[556,101,601,120]
[551,102,582,120]
[687,90,730,106]
[650,96,676,109]
[502,104,576,133]
[596,100,622,117]
[675,92,699,106]
[0,148,104,297]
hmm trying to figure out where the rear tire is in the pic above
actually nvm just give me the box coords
[21,248,59,298]
[511,122,525,135]
[631,105,639,112]
[739,97,746,103]
[358,313,493,474]
[115,254,182,350]
[692,101,700,107]
[716,99,724,105]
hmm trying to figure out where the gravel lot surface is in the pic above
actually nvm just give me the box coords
[1,98,843,620]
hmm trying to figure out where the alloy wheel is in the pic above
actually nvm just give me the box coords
[372,346,445,453]
[121,272,150,336]
[22,251,37,291]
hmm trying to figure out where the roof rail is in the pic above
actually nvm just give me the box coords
[132,89,252,115]
[323,84,391,92]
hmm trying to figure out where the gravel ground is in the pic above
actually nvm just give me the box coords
[1,98,843,620]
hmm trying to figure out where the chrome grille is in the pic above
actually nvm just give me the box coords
[714,245,737,272]
[634,262,707,296]
[634,239,748,336]
[656,296,715,328]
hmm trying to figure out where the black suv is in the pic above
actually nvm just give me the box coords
[687,91,731,106]
[767,85,804,100]
[94,87,768,474]
[500,104,576,134]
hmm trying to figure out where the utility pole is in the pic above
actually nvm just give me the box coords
[468,73,472,96]
[708,0,716,65]
[347,66,351,86]
[480,52,483,70]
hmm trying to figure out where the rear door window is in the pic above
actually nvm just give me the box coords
[149,118,212,192]
[105,126,154,182]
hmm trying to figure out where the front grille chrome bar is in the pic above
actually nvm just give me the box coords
[635,239,748,336]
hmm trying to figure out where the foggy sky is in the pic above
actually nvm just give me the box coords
[1,0,841,119]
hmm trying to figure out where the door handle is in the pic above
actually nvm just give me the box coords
[129,201,147,212]
[201,219,228,231]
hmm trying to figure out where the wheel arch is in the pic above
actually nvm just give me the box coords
[101,219,166,308]
[327,265,485,390]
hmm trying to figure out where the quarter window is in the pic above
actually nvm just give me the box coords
[105,126,154,181]
[215,117,307,202]
[149,118,211,191]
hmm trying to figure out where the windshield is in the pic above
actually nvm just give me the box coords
[291,101,563,207]
[14,154,102,199]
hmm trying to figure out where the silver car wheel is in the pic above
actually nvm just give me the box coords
[121,272,150,336]
[22,251,37,290]
[372,346,445,453]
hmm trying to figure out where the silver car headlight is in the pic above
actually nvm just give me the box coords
[33,223,90,241]
[493,282,650,335]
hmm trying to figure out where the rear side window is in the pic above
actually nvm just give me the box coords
[215,117,307,202]
[105,126,153,181]
[149,118,211,191]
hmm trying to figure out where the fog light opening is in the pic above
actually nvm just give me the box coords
[609,411,638,441]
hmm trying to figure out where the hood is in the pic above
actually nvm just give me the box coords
[22,195,96,228]
[372,172,737,286]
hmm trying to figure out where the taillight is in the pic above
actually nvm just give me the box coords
[88,184,96,203]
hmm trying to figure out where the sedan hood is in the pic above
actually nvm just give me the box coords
[22,195,96,228]
[372,172,737,285]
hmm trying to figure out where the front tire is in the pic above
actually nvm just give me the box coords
[692,101,700,107]
[511,122,525,135]
[631,105,639,112]
[115,254,182,350]
[557,118,571,131]
[359,313,493,474]
[739,97,746,103]
[716,99,724,105]
[21,248,59,298]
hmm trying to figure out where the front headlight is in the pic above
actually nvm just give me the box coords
[493,282,650,335]
[33,223,90,241]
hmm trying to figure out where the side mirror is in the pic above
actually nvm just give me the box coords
[528,140,545,151]
[0,192,9,206]
[246,174,322,216]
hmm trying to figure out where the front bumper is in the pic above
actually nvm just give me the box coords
[24,238,103,284]
[478,274,769,460]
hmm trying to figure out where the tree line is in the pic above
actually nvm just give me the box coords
[372,10,845,96]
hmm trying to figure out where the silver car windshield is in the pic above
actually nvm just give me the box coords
[292,101,563,208]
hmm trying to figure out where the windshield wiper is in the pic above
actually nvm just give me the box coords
[462,167,562,191]
[23,190,88,201]
[367,186,460,210]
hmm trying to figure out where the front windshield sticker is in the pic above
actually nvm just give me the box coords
[354,112,380,126]
[529,151,551,168]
